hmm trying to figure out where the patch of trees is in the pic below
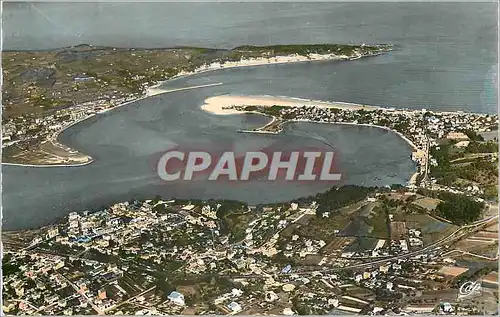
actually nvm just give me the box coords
[152,203,168,214]
[291,296,312,315]
[461,129,485,141]
[455,160,497,180]
[235,44,390,58]
[153,273,176,296]
[243,105,258,112]
[430,144,452,171]
[2,259,20,277]
[215,200,248,218]
[435,193,484,225]
[465,140,498,153]
[484,185,498,200]
[430,143,497,186]
[416,189,485,224]
[213,200,248,237]
[261,105,286,116]
[296,185,375,216]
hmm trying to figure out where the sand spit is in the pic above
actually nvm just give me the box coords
[201,95,379,115]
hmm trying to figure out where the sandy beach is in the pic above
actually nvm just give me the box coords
[9,51,377,167]
[145,53,354,96]
[147,53,358,99]
[201,95,379,115]
[172,53,353,80]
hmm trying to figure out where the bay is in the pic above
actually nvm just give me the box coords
[1,2,496,229]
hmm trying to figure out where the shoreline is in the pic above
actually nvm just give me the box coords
[289,119,419,151]
[198,94,427,152]
[158,52,374,85]
[2,83,224,168]
[199,94,424,186]
[287,120,421,187]
[3,52,374,167]
[237,119,421,187]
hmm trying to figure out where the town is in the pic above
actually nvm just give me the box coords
[2,94,141,165]
[3,183,498,315]
[3,1,498,315]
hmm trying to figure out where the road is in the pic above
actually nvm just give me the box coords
[419,134,431,187]
[302,214,498,273]
[103,286,156,314]
[58,272,104,315]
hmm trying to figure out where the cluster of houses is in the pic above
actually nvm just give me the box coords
[2,92,141,161]
[3,181,498,315]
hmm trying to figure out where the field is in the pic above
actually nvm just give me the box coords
[321,237,356,255]
[294,202,367,241]
[362,207,390,239]
[389,221,406,240]
[344,237,379,252]
[412,197,441,211]
[3,46,200,117]
[453,240,498,259]
[393,214,458,245]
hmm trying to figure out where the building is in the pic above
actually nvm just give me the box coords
[98,289,107,300]
[73,76,95,82]
[282,308,295,315]
[227,301,242,313]
[282,264,292,274]
[439,302,453,313]
[168,291,185,306]
[379,265,390,273]
[404,305,436,313]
